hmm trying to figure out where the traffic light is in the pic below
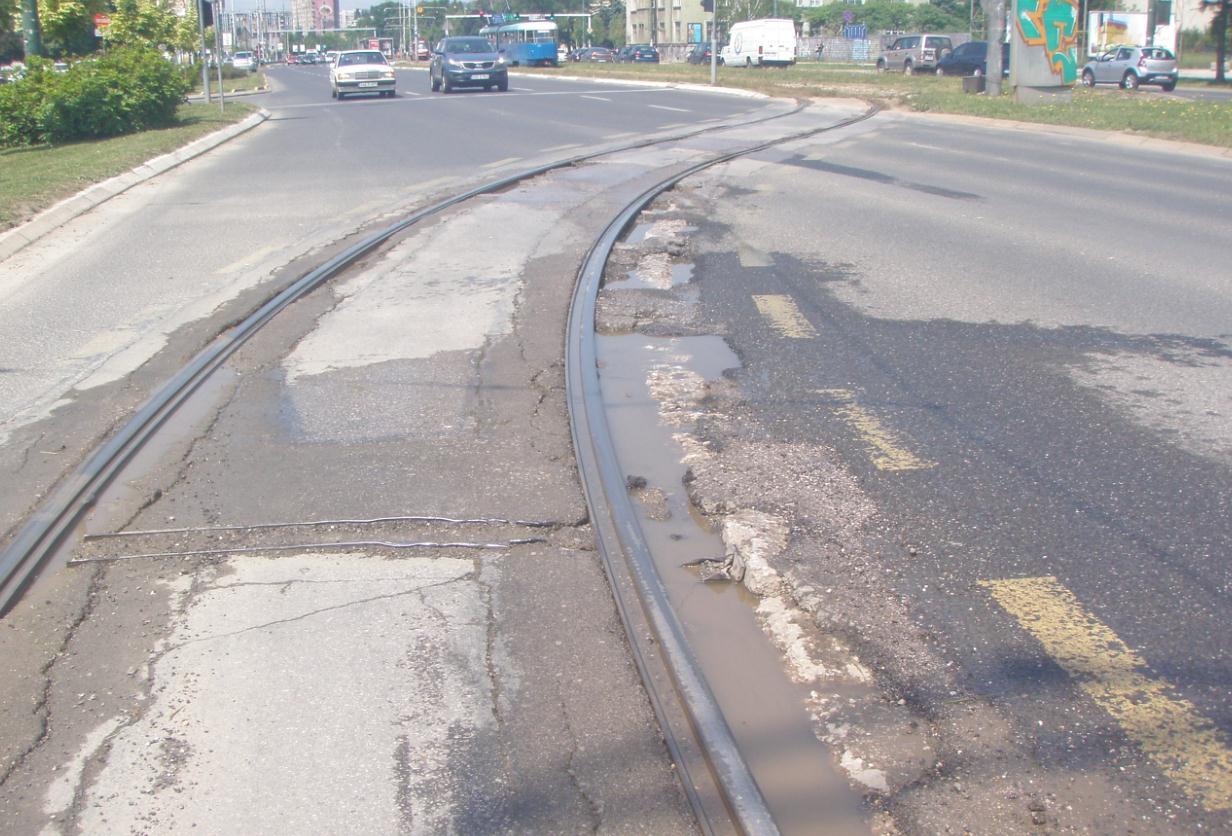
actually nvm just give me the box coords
[199,0,213,27]
[701,0,713,11]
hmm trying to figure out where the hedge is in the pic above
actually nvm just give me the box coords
[0,48,190,147]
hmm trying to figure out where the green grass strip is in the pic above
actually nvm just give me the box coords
[538,63,1232,149]
[0,102,256,231]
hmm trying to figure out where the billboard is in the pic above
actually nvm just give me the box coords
[1087,11,1148,56]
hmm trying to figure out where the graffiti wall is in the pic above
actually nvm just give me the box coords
[1011,0,1080,86]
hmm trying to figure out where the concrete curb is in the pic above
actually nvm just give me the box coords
[895,107,1232,162]
[0,108,271,264]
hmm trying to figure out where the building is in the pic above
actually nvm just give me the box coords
[627,0,714,45]
[292,0,341,32]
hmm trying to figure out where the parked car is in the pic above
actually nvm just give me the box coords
[719,18,796,67]
[1081,45,1178,91]
[572,47,615,63]
[230,51,258,72]
[430,36,508,93]
[686,42,714,65]
[618,44,660,63]
[330,49,397,99]
[935,40,1008,77]
[876,33,953,74]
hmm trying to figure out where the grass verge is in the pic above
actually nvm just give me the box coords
[0,101,255,232]
[536,62,1232,148]
[190,70,268,97]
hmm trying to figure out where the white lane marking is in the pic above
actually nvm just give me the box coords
[649,104,691,113]
[581,94,611,102]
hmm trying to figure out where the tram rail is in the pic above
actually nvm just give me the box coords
[0,96,879,835]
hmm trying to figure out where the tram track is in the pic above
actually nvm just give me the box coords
[0,95,880,834]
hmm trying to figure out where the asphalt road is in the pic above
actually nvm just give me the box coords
[3,61,1230,833]
[630,112,1232,830]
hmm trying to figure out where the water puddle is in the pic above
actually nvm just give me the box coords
[597,334,864,834]
[611,262,695,292]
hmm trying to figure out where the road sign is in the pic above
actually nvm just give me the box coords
[93,13,111,27]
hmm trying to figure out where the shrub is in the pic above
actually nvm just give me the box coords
[0,59,55,146]
[0,47,189,147]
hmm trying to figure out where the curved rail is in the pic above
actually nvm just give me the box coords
[0,99,807,616]
[1,87,881,835]
[565,103,880,834]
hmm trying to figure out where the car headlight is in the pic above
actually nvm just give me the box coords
[497,55,507,65]
[337,71,353,80]
[382,70,395,79]
[447,58,465,68]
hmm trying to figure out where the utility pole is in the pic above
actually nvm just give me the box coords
[198,0,212,104]
[984,0,1005,96]
[20,0,43,57]
[213,0,226,112]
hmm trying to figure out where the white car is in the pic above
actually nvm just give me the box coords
[330,49,397,100]
[230,51,257,72]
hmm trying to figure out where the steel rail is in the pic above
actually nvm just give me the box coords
[0,99,807,617]
[566,103,881,835]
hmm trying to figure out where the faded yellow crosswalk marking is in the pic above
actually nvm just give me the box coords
[816,389,934,472]
[753,294,817,339]
[982,576,1232,812]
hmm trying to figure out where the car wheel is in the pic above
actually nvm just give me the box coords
[498,78,508,91]
[330,87,337,98]
[1081,68,1095,87]
[442,75,452,94]
[1122,71,1139,90]
[430,72,440,92]
[903,60,913,75]
[1160,80,1176,92]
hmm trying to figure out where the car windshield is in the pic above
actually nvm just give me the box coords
[340,52,385,66]
[446,38,493,54]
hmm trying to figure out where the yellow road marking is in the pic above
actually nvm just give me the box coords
[480,156,522,169]
[982,576,1232,812]
[816,389,934,472]
[752,294,817,339]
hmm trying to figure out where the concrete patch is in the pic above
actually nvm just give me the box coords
[76,552,489,834]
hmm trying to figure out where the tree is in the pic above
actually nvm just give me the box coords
[1204,0,1229,83]
[103,0,177,50]
[20,0,41,56]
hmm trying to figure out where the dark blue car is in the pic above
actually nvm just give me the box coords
[935,41,1009,77]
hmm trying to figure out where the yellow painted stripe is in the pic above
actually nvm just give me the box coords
[816,389,934,472]
[982,576,1232,812]
[752,294,817,339]
[480,156,522,169]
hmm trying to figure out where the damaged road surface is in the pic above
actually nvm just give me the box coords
[0,100,882,834]
[594,114,1232,832]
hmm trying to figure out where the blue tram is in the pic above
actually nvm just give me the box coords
[479,19,559,67]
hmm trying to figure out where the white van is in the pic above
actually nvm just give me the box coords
[720,18,797,68]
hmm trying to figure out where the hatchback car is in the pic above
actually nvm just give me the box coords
[1081,46,1178,91]
[617,44,660,63]
[574,47,615,63]
[877,34,953,74]
[935,40,1008,77]
[430,36,508,93]
[230,51,257,72]
[686,42,714,65]
[330,49,397,99]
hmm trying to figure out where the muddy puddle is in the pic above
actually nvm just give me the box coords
[597,333,864,835]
